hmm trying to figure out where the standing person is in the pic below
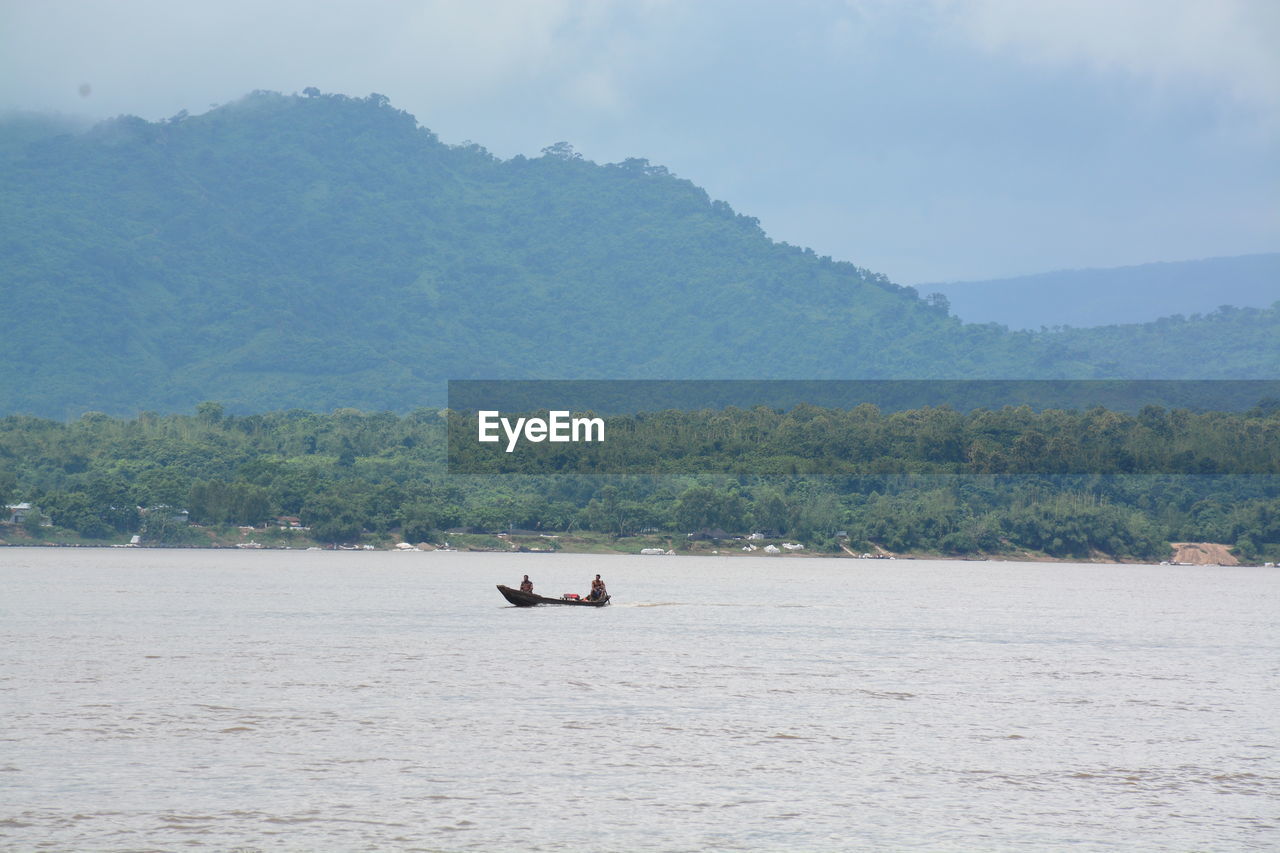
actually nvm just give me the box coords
[588,574,607,601]
[519,575,533,593]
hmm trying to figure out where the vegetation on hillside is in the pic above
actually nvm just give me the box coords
[2,90,1278,419]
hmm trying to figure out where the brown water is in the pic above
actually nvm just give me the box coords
[1,548,1277,850]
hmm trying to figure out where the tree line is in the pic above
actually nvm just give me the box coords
[449,401,1280,476]
[1,403,1278,561]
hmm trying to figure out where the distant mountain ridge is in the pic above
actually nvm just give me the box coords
[1,90,1277,418]
[921,254,1280,330]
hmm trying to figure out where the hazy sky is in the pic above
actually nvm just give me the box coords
[2,0,1277,284]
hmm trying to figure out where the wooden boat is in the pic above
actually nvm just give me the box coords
[496,585,610,607]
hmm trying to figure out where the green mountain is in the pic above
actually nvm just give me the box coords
[2,90,1277,418]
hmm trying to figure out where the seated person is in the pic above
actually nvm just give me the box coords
[519,575,533,593]
[587,574,607,600]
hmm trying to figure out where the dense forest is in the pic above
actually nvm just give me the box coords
[3,405,1278,562]
[449,401,1280,477]
[2,89,1279,419]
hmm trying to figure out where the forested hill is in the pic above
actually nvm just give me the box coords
[2,90,1278,418]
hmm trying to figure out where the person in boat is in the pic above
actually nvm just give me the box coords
[519,575,533,593]
[587,574,607,601]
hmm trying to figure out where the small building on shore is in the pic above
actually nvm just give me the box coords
[5,503,49,526]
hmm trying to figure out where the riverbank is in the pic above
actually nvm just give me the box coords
[1,524,1264,566]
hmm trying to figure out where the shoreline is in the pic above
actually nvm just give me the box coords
[0,535,1263,568]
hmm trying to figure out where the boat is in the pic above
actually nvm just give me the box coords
[496,585,610,607]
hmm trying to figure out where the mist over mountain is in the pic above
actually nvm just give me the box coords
[922,254,1280,330]
[2,90,1277,418]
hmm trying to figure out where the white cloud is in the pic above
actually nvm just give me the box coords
[0,0,641,119]
[563,68,624,114]
[939,0,1280,124]
[379,0,573,97]
[1,0,1275,281]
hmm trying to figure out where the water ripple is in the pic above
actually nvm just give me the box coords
[1,550,1277,851]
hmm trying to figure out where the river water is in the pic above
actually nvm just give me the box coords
[1,548,1277,851]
